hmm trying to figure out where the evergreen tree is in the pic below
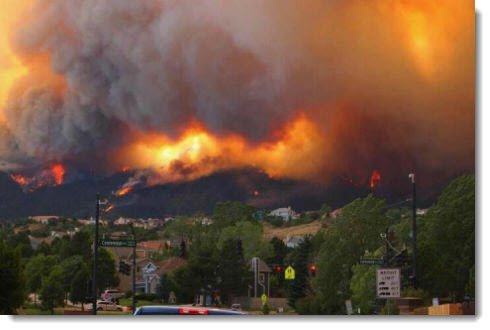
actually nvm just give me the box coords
[0,241,25,314]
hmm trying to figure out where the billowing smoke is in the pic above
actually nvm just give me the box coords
[0,0,474,190]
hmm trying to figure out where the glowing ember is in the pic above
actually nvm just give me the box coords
[121,165,130,172]
[10,174,30,186]
[370,170,382,189]
[253,190,260,196]
[115,186,132,197]
[103,204,115,213]
[51,164,65,185]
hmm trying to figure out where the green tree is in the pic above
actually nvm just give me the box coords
[216,239,249,304]
[24,254,58,303]
[312,195,389,314]
[39,266,65,314]
[0,241,25,314]
[349,264,377,314]
[285,237,313,309]
[70,266,91,311]
[60,256,86,301]
[417,174,475,300]
[212,201,256,229]
[218,221,272,261]
[90,248,119,295]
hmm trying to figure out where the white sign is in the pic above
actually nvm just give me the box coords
[345,300,353,315]
[376,268,400,298]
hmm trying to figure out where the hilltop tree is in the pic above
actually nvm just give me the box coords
[417,174,475,300]
[0,241,25,314]
[212,201,256,229]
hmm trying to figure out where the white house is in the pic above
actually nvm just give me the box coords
[283,235,305,248]
[269,207,299,221]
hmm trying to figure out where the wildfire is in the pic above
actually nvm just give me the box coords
[10,174,30,186]
[370,170,382,189]
[115,186,133,197]
[9,163,66,190]
[51,164,65,185]
[116,113,326,186]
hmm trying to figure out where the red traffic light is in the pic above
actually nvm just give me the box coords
[274,265,283,273]
[310,265,317,276]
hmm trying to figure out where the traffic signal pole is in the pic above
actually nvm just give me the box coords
[92,193,100,315]
[130,224,136,312]
[409,173,417,288]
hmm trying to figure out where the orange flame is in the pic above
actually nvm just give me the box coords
[103,204,115,213]
[370,170,381,189]
[115,186,133,197]
[51,164,65,185]
[116,113,327,186]
[10,174,30,186]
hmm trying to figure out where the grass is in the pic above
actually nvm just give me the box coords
[19,307,64,315]
[118,298,163,307]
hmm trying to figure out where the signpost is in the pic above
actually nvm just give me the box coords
[360,258,384,265]
[376,268,400,298]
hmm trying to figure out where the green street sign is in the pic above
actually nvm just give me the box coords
[359,258,384,265]
[99,239,136,247]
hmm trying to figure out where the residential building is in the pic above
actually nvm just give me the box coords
[269,207,299,221]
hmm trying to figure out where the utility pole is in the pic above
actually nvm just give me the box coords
[408,173,417,288]
[92,193,100,315]
[130,223,136,312]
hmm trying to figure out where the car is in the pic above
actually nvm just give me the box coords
[100,289,125,301]
[96,300,123,311]
[231,304,241,311]
[133,305,247,315]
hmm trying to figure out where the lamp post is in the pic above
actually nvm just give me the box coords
[408,173,417,288]
[92,193,100,315]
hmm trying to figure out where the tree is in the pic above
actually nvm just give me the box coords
[218,221,272,261]
[417,174,475,300]
[285,237,313,309]
[212,201,256,229]
[39,266,65,314]
[24,254,58,303]
[70,267,91,311]
[90,248,119,295]
[0,241,25,314]
[312,195,389,314]
[59,256,86,301]
[215,239,249,304]
[349,263,377,314]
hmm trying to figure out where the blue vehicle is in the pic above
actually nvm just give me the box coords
[133,305,247,315]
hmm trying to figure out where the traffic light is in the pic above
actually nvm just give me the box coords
[274,265,283,273]
[119,261,131,275]
[236,239,243,256]
[179,239,186,258]
[309,264,317,277]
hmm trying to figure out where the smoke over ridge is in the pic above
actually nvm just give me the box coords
[0,0,474,189]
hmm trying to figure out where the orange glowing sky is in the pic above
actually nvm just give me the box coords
[0,0,474,189]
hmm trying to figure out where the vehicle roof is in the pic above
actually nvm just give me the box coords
[133,305,246,315]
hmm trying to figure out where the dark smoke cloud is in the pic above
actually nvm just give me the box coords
[0,0,474,187]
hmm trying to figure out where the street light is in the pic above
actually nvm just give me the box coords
[408,173,417,288]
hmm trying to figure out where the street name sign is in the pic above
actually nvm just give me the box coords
[360,258,384,265]
[376,268,400,298]
[99,239,136,247]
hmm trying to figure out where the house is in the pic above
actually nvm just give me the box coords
[29,215,59,224]
[283,235,305,248]
[249,257,272,298]
[147,218,166,228]
[118,257,187,294]
[114,217,134,226]
[329,208,342,218]
[28,235,54,249]
[269,207,299,221]
[136,240,167,259]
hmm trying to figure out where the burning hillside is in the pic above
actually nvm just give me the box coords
[0,0,474,193]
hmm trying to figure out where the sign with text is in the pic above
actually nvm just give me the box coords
[99,239,136,247]
[376,268,400,298]
[360,258,384,265]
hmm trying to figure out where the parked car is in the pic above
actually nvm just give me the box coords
[96,300,123,311]
[231,304,242,311]
[133,305,246,315]
[100,289,125,301]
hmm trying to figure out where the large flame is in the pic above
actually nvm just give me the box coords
[9,163,66,190]
[115,113,326,186]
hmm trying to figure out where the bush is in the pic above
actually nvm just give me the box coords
[135,293,157,301]
[294,296,321,315]
[262,303,270,315]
